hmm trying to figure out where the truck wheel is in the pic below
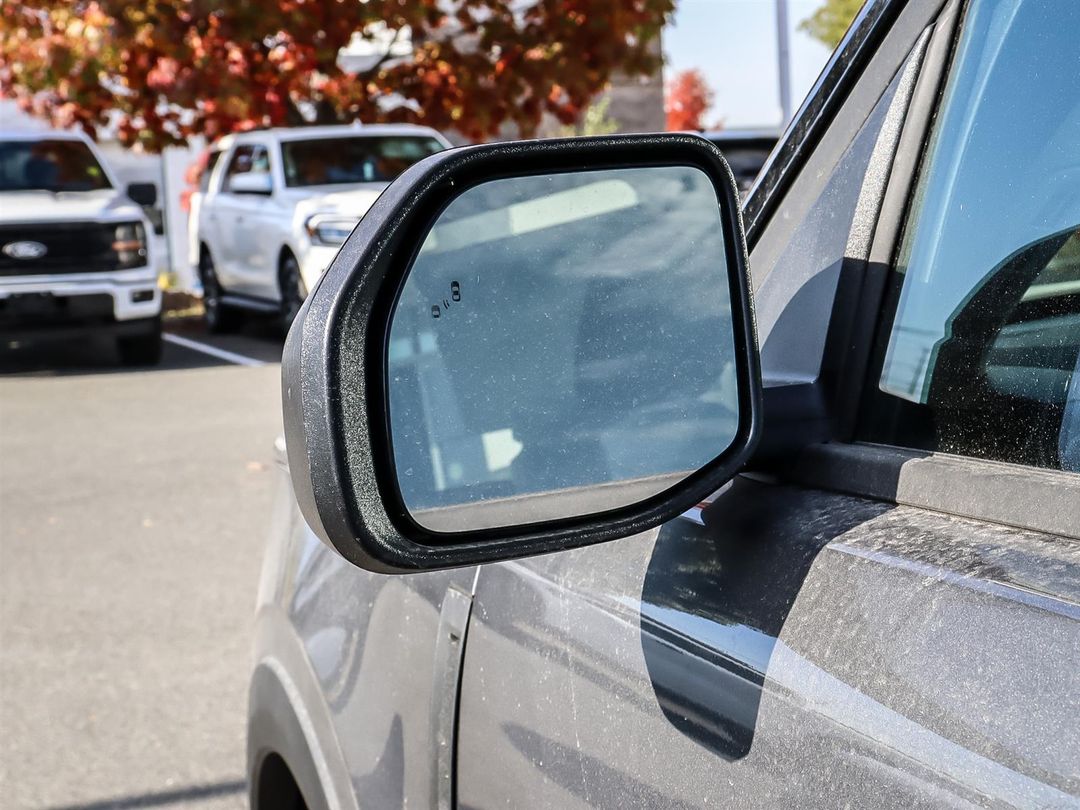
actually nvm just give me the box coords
[279,252,308,335]
[201,251,242,334]
[117,319,163,366]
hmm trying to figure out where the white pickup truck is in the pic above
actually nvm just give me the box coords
[0,130,163,364]
[194,124,451,332]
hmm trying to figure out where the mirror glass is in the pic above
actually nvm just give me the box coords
[387,166,741,532]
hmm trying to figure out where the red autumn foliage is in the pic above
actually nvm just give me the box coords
[665,68,714,131]
[1,0,673,152]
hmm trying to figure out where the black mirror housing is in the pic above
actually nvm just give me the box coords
[126,182,157,208]
[282,134,762,573]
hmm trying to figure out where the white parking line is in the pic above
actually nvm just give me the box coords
[163,333,267,367]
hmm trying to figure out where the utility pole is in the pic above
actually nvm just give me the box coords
[775,0,793,124]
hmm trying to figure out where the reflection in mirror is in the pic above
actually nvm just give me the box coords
[387,166,740,532]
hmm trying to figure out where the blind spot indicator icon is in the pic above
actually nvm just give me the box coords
[451,281,461,301]
[431,305,440,319]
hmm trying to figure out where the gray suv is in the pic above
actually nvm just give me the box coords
[250,0,1080,807]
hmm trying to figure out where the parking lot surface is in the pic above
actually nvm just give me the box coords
[1,321,284,809]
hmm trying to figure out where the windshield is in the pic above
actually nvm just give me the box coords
[0,139,112,192]
[281,135,444,187]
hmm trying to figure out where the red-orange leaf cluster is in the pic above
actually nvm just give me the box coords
[1,0,673,152]
[665,68,713,132]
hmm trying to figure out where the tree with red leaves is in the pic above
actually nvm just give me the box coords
[664,68,713,131]
[0,0,673,152]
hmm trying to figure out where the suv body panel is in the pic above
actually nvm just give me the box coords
[251,0,1080,805]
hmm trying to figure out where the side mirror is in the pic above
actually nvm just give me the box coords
[126,182,157,207]
[282,134,761,572]
[228,172,273,196]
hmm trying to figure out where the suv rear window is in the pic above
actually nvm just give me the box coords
[281,135,444,187]
[0,139,112,193]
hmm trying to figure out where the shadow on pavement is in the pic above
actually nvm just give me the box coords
[0,332,222,377]
[1,315,285,377]
[46,778,246,810]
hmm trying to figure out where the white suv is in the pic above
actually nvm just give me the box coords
[0,131,162,364]
[195,124,451,332]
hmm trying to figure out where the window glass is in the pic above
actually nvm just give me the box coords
[222,145,269,189]
[250,146,270,175]
[200,149,223,193]
[0,139,111,192]
[281,136,444,187]
[864,0,1080,471]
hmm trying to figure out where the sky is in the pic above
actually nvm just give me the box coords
[665,0,837,130]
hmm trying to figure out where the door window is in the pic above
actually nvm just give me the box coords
[0,138,112,192]
[861,0,1080,471]
[200,148,224,193]
[222,145,270,191]
[281,136,444,186]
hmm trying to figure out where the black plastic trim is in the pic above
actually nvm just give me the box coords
[856,0,967,442]
[282,134,762,573]
[820,8,956,441]
[247,665,331,810]
[786,442,1080,541]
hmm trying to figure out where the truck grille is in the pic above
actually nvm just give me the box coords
[0,222,122,276]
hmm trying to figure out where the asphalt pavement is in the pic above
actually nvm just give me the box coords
[1,318,285,808]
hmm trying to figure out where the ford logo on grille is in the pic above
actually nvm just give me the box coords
[2,241,48,260]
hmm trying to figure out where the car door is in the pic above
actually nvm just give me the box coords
[234,143,286,301]
[213,143,274,296]
[210,143,255,286]
[454,0,1080,807]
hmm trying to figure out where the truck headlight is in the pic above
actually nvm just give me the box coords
[305,215,360,247]
[112,221,148,269]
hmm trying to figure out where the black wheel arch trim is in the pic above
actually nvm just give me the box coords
[248,663,331,810]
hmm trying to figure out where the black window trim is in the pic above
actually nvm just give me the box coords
[786,442,1080,542]
[832,0,963,439]
[748,0,950,457]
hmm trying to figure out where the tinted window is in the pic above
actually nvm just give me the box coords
[200,149,224,193]
[222,145,269,189]
[0,139,111,192]
[281,136,444,187]
[863,0,1080,471]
